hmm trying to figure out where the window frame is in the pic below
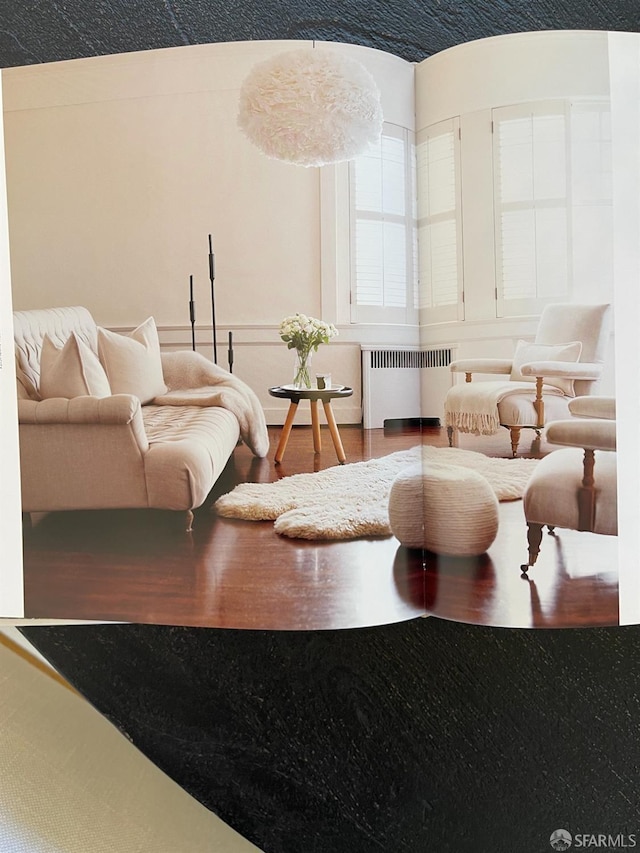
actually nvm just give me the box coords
[493,98,613,318]
[348,122,418,325]
[416,116,465,325]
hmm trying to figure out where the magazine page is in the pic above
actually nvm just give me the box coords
[415,30,639,628]
[0,75,23,619]
[1,38,424,629]
[609,31,640,626]
[5,32,635,632]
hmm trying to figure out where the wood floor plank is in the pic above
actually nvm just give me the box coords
[22,426,618,629]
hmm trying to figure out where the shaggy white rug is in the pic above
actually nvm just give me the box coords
[214,445,539,541]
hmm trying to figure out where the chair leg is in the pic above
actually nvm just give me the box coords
[185,510,194,533]
[577,448,596,532]
[520,522,544,575]
[509,427,521,457]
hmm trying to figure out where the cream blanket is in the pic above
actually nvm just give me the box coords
[154,351,269,458]
[445,380,565,435]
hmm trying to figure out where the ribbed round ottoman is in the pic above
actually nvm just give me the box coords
[388,463,499,556]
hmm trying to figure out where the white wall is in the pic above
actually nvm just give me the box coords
[3,40,415,424]
[417,31,611,127]
[8,34,619,427]
[415,31,616,398]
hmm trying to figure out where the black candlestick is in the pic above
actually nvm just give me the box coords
[228,331,234,374]
[208,233,217,364]
[189,274,196,352]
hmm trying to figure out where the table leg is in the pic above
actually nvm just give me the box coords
[310,399,322,453]
[275,401,299,464]
[322,401,346,464]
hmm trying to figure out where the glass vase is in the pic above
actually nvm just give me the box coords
[293,348,313,389]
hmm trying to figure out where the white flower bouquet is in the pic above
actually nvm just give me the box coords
[279,313,338,389]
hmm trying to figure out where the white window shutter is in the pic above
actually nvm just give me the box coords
[494,102,569,316]
[416,117,463,322]
[350,124,417,324]
[494,100,612,317]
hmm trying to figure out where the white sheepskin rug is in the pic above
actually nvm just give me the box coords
[214,445,539,541]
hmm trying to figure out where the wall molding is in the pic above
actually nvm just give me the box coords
[106,322,421,349]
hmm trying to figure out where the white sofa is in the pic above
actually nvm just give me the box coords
[13,306,268,530]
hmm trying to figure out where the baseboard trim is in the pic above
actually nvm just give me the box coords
[384,417,441,430]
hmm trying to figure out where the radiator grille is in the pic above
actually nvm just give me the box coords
[362,346,454,428]
[368,348,452,369]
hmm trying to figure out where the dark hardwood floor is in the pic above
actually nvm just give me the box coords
[22,425,619,629]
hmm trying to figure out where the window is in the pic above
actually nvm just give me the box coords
[416,117,463,323]
[493,100,612,317]
[349,124,417,324]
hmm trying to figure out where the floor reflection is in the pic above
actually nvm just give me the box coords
[22,427,618,630]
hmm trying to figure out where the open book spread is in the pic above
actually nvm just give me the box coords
[1,31,638,629]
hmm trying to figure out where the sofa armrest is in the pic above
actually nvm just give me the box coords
[520,361,603,380]
[18,395,149,451]
[545,418,616,452]
[450,358,513,375]
[17,394,152,512]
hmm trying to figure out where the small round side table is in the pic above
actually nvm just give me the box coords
[268,386,354,464]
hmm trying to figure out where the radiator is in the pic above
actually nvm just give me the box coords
[361,346,454,429]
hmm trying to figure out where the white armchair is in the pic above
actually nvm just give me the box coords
[520,396,617,575]
[445,303,612,456]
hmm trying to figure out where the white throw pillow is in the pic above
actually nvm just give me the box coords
[97,317,167,404]
[510,339,582,397]
[40,333,111,399]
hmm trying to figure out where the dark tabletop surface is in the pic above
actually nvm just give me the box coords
[269,385,354,400]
